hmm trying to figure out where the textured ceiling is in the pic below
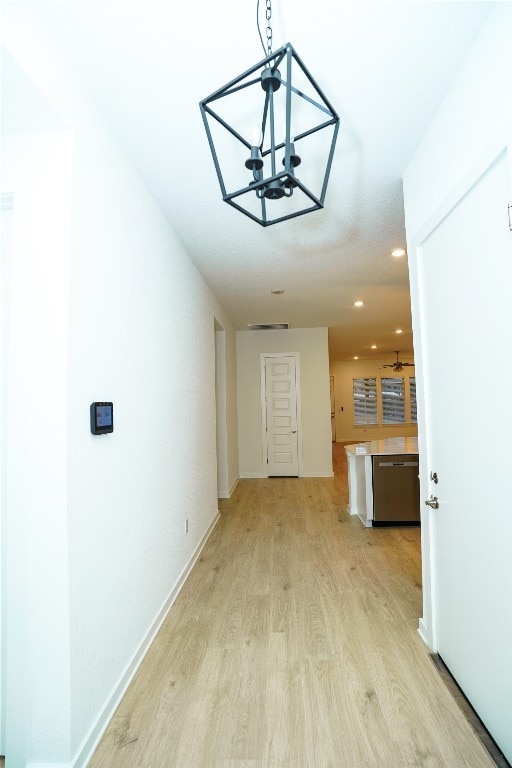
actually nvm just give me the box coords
[2,1,494,359]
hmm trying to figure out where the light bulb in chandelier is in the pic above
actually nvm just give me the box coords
[251,126,263,147]
[246,125,264,188]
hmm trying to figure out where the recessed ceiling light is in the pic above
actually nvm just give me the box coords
[271,288,284,294]
[392,248,406,257]
[396,329,403,334]
[354,300,364,307]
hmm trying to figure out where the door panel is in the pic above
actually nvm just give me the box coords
[265,356,299,476]
[419,150,512,760]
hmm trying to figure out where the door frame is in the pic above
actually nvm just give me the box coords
[407,124,511,652]
[260,352,303,478]
[214,320,229,499]
[330,374,336,442]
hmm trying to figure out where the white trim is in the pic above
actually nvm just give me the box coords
[417,618,433,650]
[218,477,240,499]
[28,764,70,768]
[259,352,303,478]
[228,477,239,496]
[72,511,220,768]
[239,472,266,479]
[214,325,229,500]
[1,193,14,210]
[296,357,304,477]
[364,455,374,527]
[259,355,270,474]
[407,123,510,653]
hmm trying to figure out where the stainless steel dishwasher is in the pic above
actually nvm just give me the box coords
[372,454,420,525]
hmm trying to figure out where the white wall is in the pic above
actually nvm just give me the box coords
[403,2,512,646]
[65,122,227,762]
[330,358,418,442]
[215,320,239,499]
[2,131,74,767]
[236,328,332,477]
[2,10,238,768]
[403,3,512,234]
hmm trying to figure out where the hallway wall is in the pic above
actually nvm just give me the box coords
[2,10,238,767]
[236,327,332,477]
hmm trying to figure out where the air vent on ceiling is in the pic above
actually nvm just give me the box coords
[248,323,290,331]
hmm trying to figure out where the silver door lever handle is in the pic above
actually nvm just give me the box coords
[424,495,439,509]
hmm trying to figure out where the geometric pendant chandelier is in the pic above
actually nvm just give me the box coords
[199,3,340,226]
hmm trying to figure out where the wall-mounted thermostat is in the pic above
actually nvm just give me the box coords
[90,402,113,435]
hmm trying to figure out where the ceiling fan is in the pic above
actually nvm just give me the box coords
[381,351,415,373]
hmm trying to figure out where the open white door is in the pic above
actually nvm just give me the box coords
[0,196,13,758]
[262,355,299,477]
[411,134,512,762]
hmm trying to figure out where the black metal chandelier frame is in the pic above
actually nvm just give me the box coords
[200,42,340,226]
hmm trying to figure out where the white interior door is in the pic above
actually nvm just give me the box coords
[418,146,512,761]
[0,199,13,757]
[264,356,299,476]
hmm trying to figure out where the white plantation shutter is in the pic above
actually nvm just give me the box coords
[353,378,377,424]
[410,377,417,423]
[381,377,405,423]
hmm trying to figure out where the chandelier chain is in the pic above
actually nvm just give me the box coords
[257,0,273,58]
[265,0,272,56]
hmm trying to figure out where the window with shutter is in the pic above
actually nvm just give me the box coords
[410,377,417,423]
[381,377,405,423]
[353,378,378,424]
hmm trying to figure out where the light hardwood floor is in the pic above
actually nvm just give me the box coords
[88,443,495,768]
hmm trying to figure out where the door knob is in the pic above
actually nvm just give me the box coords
[291,430,297,433]
[424,495,439,509]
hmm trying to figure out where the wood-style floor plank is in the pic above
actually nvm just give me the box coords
[88,443,496,768]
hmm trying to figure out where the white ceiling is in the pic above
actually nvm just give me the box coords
[2,1,494,360]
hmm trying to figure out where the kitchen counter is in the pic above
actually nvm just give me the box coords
[345,436,419,527]
[345,436,418,457]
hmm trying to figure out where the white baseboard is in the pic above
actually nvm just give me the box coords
[229,477,239,497]
[28,763,71,768]
[217,477,240,500]
[72,510,220,768]
[417,618,434,650]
